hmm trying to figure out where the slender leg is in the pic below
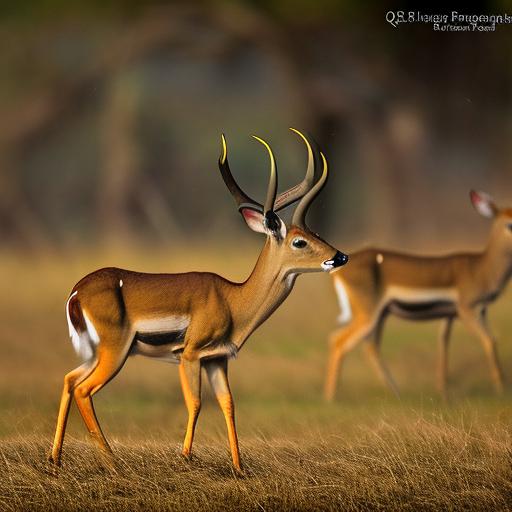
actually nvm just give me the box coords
[364,315,400,397]
[73,350,130,454]
[204,357,241,472]
[437,317,453,398]
[480,307,505,393]
[49,363,94,465]
[73,326,133,456]
[324,318,376,402]
[458,305,504,393]
[179,357,202,459]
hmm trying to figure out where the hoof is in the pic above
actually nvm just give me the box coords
[181,451,192,462]
[47,452,61,467]
[232,465,244,478]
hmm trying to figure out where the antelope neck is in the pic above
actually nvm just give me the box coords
[227,238,295,348]
[479,228,512,294]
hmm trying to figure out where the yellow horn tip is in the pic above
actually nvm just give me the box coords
[252,135,272,152]
[220,134,227,164]
[320,152,328,172]
[252,135,276,173]
[290,128,312,151]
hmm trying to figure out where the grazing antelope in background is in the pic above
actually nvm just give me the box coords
[49,129,348,472]
[325,190,512,401]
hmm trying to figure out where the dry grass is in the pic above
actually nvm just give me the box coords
[1,247,512,510]
[1,416,512,511]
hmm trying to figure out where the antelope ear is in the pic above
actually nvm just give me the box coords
[470,190,497,218]
[241,208,287,239]
[241,208,267,234]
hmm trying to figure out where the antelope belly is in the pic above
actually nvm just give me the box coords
[135,330,186,346]
[131,339,183,363]
[387,299,456,320]
[131,316,189,362]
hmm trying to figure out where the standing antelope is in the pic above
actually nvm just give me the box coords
[49,129,348,472]
[325,190,512,401]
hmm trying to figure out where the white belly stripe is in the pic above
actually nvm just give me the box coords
[386,285,458,304]
[134,315,190,333]
[334,278,352,324]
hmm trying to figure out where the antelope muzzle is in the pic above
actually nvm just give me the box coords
[322,251,349,271]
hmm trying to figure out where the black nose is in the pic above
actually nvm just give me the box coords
[333,251,349,267]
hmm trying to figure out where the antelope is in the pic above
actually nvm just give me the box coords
[49,129,348,472]
[325,190,512,401]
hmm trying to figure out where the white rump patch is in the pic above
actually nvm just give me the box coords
[376,253,384,264]
[65,291,81,354]
[334,279,352,324]
[134,315,190,334]
[83,310,100,344]
[65,292,99,361]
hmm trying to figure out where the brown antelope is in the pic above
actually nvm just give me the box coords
[49,129,348,472]
[325,190,512,401]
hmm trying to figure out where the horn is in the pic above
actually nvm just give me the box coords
[218,134,263,212]
[291,151,329,229]
[252,135,278,214]
[273,128,319,211]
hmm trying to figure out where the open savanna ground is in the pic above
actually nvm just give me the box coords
[1,246,512,511]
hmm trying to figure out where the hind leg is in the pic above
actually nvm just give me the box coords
[49,362,95,465]
[324,313,378,402]
[72,330,133,455]
[458,305,505,394]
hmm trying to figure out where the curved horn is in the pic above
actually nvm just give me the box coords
[291,151,329,228]
[218,134,263,212]
[273,128,319,211]
[252,135,278,214]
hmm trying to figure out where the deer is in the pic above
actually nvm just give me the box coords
[49,129,348,473]
[324,190,512,402]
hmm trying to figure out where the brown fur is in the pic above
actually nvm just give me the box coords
[49,135,346,472]
[325,197,512,401]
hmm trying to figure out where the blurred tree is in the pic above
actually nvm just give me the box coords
[0,1,511,252]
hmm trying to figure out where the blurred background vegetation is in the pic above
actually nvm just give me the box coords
[2,0,512,255]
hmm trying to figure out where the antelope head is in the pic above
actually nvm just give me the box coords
[470,190,512,253]
[219,128,348,276]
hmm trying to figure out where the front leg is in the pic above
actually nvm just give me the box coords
[437,317,454,399]
[203,357,241,472]
[457,304,505,394]
[179,356,202,459]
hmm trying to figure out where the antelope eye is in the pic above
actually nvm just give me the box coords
[508,223,512,232]
[292,238,307,249]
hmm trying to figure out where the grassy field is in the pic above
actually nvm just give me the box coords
[1,246,512,511]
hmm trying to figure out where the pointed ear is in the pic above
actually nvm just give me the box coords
[241,208,267,234]
[470,190,498,218]
[240,208,287,239]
